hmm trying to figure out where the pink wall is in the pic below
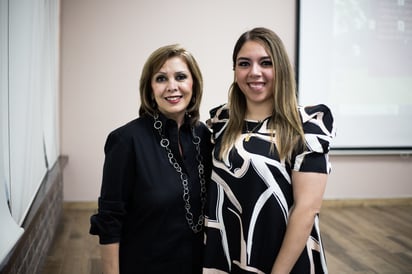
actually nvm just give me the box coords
[327,154,411,199]
[60,0,412,201]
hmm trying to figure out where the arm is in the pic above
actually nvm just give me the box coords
[100,243,120,274]
[271,171,327,274]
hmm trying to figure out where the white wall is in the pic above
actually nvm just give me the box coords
[60,0,412,201]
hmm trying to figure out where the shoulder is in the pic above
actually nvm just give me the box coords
[191,121,211,141]
[209,103,229,120]
[109,117,145,138]
[207,103,229,127]
[104,117,148,151]
[298,104,336,153]
[298,104,334,134]
[195,120,211,133]
[207,104,229,139]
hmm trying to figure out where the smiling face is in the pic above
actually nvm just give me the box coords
[235,40,275,117]
[151,56,193,126]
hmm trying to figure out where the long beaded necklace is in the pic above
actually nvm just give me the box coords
[153,113,207,233]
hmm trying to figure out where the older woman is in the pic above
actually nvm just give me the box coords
[90,44,212,274]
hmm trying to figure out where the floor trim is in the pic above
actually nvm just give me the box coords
[322,197,412,207]
[64,201,98,210]
[64,197,412,210]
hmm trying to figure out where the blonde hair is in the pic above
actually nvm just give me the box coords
[219,27,305,160]
[138,44,203,126]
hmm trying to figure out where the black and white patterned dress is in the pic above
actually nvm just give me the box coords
[203,104,335,274]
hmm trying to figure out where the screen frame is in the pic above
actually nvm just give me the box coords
[295,0,412,155]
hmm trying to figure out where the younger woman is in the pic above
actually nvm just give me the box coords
[203,27,335,274]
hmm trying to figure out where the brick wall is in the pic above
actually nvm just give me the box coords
[0,156,68,274]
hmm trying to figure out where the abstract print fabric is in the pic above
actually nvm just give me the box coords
[203,104,335,274]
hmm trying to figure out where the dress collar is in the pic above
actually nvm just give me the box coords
[153,112,191,132]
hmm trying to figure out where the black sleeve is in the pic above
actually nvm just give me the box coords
[90,130,135,244]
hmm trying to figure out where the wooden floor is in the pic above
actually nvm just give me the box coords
[40,204,412,274]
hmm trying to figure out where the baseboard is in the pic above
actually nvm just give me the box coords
[64,197,412,210]
[63,201,98,210]
[322,197,412,207]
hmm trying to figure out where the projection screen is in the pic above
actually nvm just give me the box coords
[297,0,412,153]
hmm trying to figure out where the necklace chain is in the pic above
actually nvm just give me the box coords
[245,120,263,142]
[153,114,206,233]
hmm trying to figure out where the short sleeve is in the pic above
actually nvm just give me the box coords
[207,104,229,144]
[293,104,336,174]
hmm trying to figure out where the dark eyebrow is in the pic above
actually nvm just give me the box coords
[154,71,167,75]
[260,56,272,62]
[236,57,250,62]
[236,56,271,62]
[175,70,189,74]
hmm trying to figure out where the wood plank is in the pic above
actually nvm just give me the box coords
[40,203,412,274]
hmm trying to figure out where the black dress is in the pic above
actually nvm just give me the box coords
[203,104,335,274]
[90,113,213,274]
